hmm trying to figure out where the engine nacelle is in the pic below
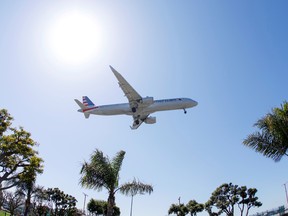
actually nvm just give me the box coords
[141,97,154,106]
[144,116,156,124]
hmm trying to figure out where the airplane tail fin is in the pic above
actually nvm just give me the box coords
[74,96,95,119]
[82,96,95,107]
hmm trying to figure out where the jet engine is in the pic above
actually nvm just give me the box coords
[141,97,154,106]
[144,116,156,124]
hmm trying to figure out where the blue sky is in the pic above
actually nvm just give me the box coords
[1,1,288,216]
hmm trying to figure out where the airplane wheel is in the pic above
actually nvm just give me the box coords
[135,120,139,125]
[132,107,137,113]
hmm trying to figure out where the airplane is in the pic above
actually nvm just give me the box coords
[75,66,198,129]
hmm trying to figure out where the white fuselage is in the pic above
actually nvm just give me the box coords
[80,98,197,116]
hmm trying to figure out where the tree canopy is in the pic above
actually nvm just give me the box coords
[205,183,262,216]
[238,187,262,216]
[45,187,78,215]
[0,109,43,191]
[186,200,204,216]
[243,101,288,162]
[87,199,120,216]
[168,183,262,216]
[168,203,188,216]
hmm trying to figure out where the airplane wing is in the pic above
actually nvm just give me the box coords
[130,114,149,130]
[110,66,142,108]
[110,66,153,129]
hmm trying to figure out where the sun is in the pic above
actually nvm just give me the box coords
[47,11,101,65]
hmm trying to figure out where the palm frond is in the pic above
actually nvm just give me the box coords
[243,101,288,162]
[243,132,284,162]
[111,150,125,187]
[119,178,153,196]
[80,149,127,192]
[80,150,113,191]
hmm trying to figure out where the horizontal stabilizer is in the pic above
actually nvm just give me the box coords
[74,99,86,109]
[74,99,90,119]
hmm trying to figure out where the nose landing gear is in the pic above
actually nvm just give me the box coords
[183,109,187,114]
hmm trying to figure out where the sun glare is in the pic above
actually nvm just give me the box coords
[48,11,101,65]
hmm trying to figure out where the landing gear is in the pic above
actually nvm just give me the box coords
[135,120,140,125]
[132,107,137,113]
[184,109,187,114]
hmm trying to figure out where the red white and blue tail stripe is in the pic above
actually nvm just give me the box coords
[74,96,96,119]
[82,96,94,107]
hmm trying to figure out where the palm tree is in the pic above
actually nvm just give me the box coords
[80,149,153,216]
[120,178,153,216]
[15,159,43,216]
[243,101,288,162]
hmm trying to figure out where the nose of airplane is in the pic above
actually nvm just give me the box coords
[188,98,198,107]
[192,99,198,107]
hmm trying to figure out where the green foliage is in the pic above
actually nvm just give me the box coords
[119,178,153,196]
[21,186,79,216]
[168,203,188,216]
[34,205,50,216]
[45,187,77,215]
[17,158,44,216]
[243,101,288,162]
[0,110,12,137]
[1,186,79,216]
[80,149,153,216]
[186,200,204,216]
[0,210,10,216]
[88,199,105,215]
[207,183,239,216]
[168,200,204,216]
[0,109,44,191]
[205,183,262,216]
[87,199,120,216]
[4,190,24,216]
[80,149,126,192]
[238,187,262,216]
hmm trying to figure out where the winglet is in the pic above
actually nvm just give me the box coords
[109,65,118,75]
[109,65,123,81]
[109,65,116,72]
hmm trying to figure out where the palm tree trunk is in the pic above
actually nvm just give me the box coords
[130,195,134,216]
[107,192,115,216]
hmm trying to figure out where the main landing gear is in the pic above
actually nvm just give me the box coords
[132,107,137,113]
[183,109,187,114]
